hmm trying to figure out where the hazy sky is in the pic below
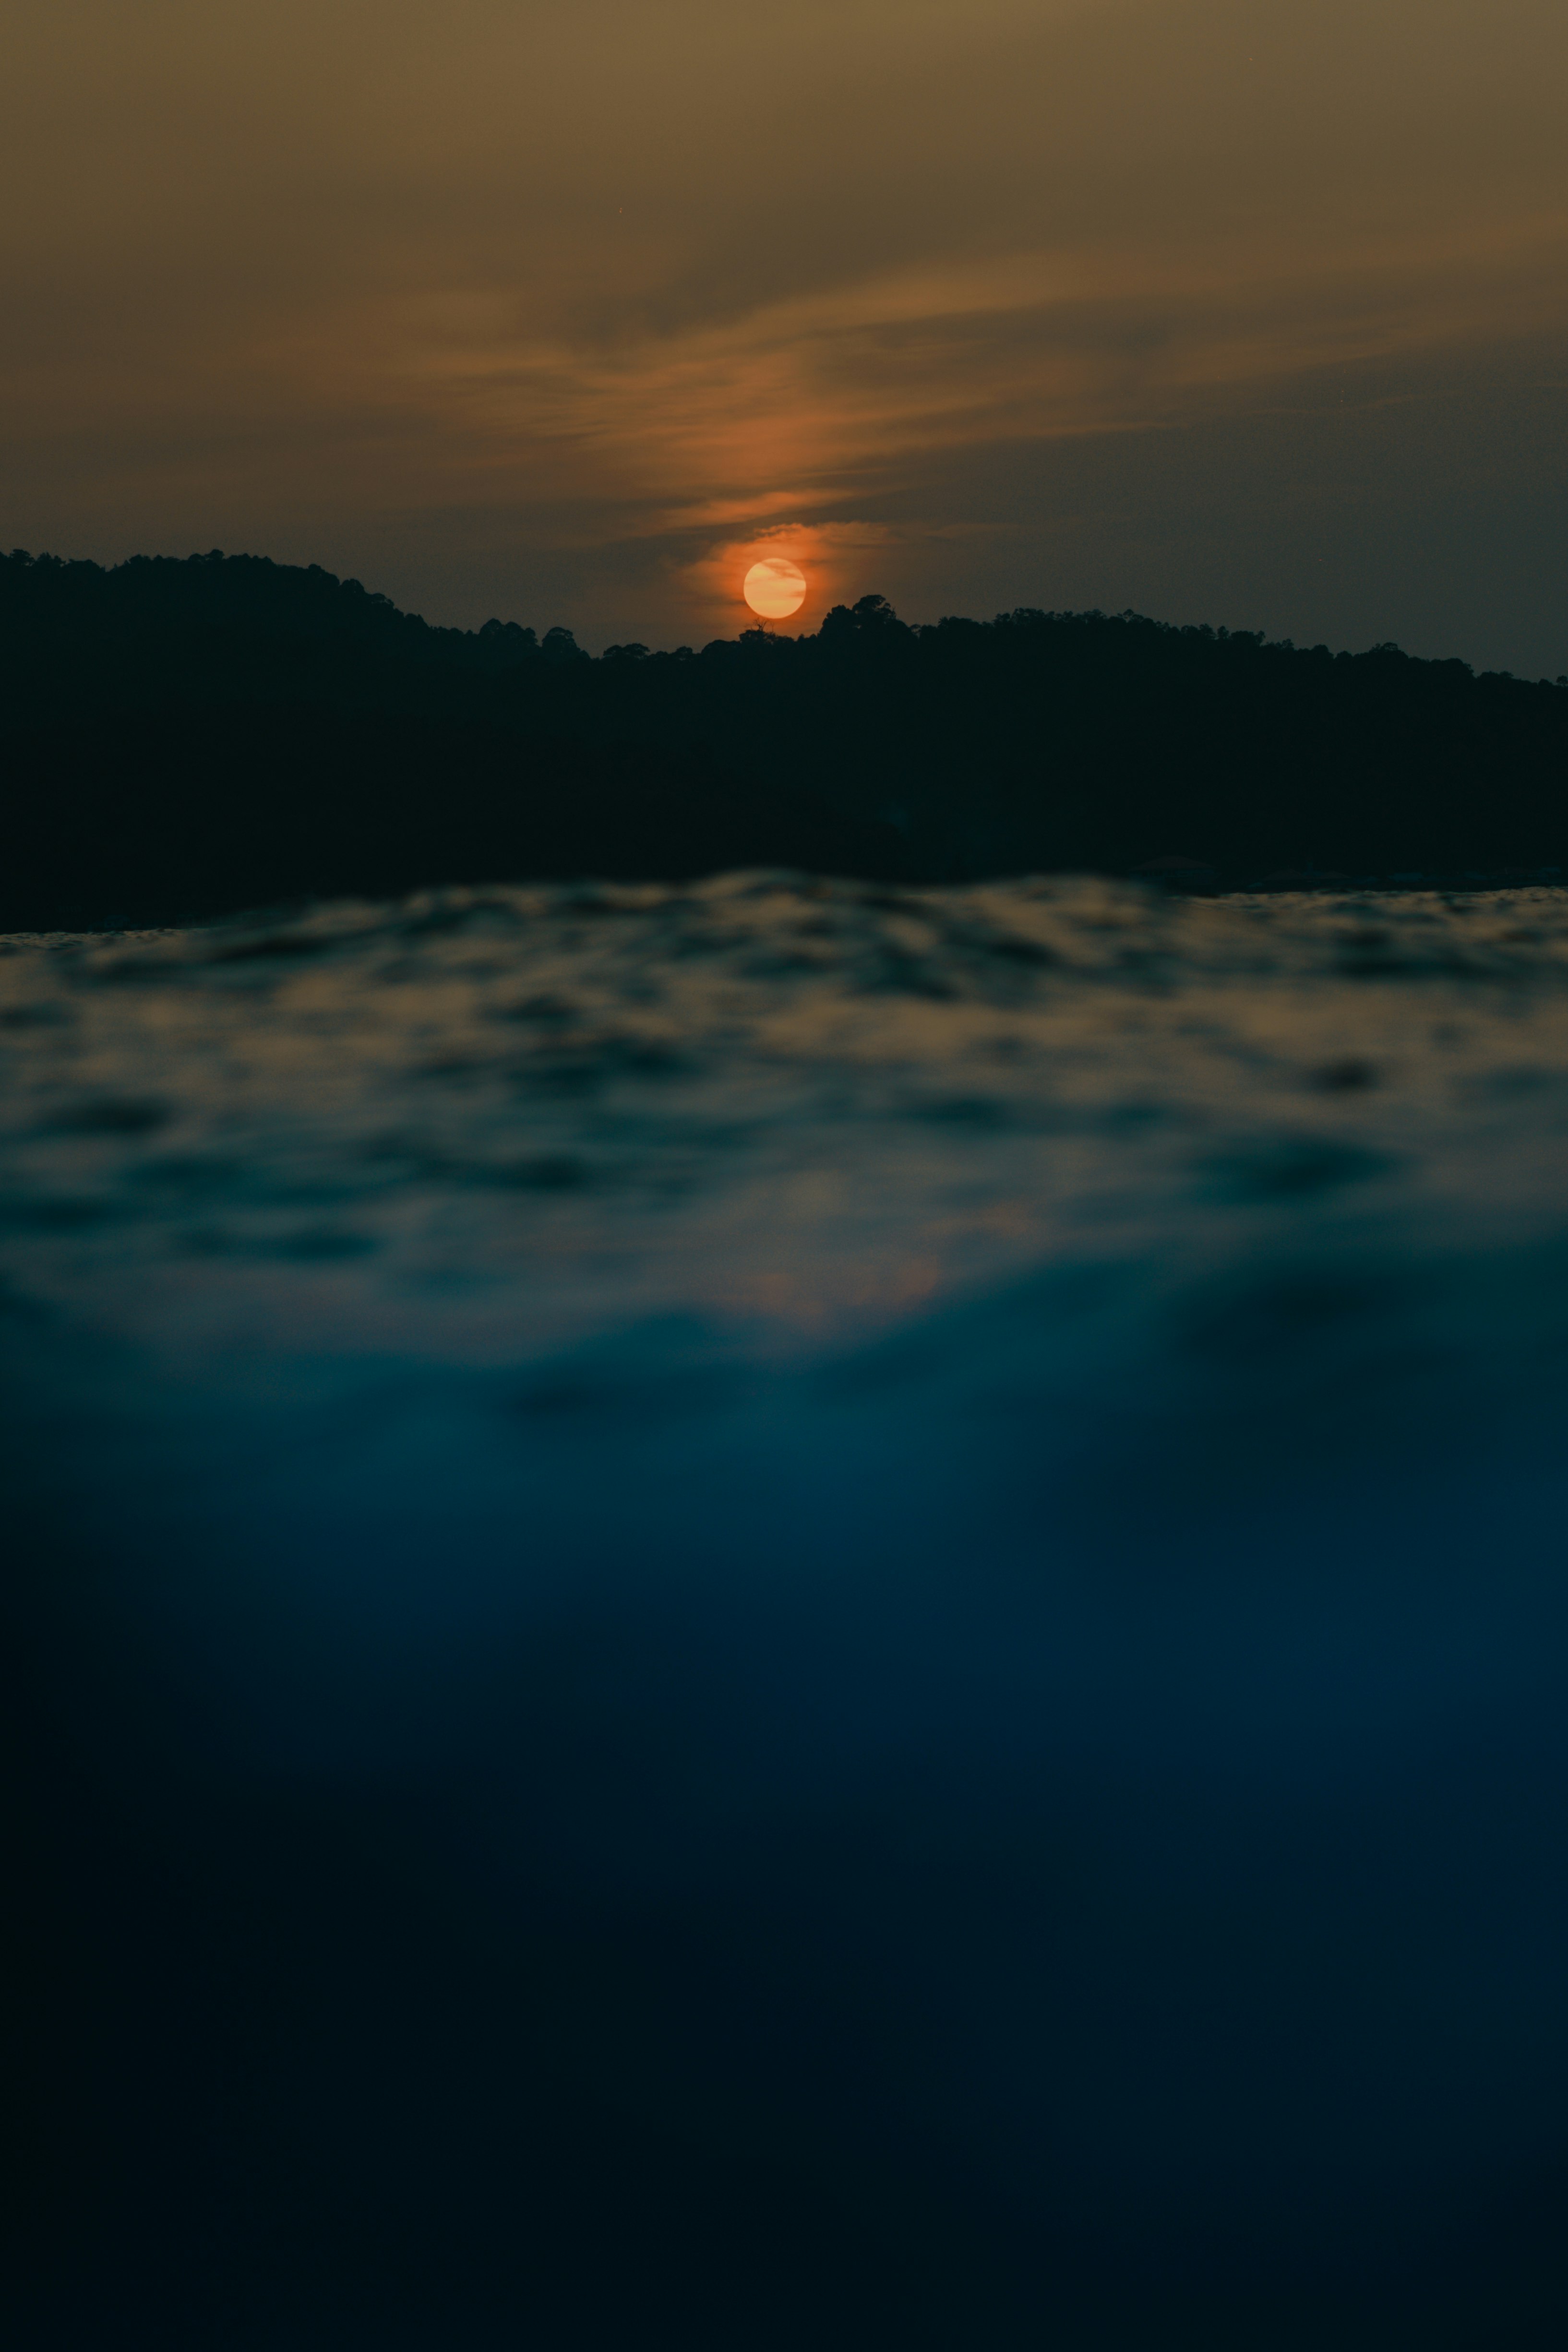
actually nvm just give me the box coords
[3,0,1565,666]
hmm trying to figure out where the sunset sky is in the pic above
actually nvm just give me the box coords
[3,0,1565,666]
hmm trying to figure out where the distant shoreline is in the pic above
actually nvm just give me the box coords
[5,549,1566,930]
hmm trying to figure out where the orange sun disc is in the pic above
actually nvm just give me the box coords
[742,558,808,620]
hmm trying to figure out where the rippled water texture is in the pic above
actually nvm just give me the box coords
[7,877,1568,2347]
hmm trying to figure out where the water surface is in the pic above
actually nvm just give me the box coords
[7,877,1568,2348]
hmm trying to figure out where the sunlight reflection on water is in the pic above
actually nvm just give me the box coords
[5,871,1568,1359]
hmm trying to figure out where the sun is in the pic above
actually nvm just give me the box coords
[743,557,807,621]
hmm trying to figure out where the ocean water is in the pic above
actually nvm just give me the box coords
[6,874,1568,2348]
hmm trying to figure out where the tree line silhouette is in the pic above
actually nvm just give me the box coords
[3,547,1566,926]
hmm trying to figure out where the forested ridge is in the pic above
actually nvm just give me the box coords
[3,547,1566,926]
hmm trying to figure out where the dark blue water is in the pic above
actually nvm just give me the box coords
[6,877,1568,2347]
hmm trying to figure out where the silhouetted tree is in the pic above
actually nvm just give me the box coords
[2,547,1565,925]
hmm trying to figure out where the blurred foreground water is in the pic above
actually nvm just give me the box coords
[6,875,1568,2348]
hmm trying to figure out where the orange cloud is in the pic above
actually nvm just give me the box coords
[2,0,1566,661]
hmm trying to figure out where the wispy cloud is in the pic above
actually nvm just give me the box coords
[379,210,1568,629]
[1,0,1565,655]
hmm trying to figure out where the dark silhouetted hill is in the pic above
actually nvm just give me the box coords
[2,548,1566,924]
